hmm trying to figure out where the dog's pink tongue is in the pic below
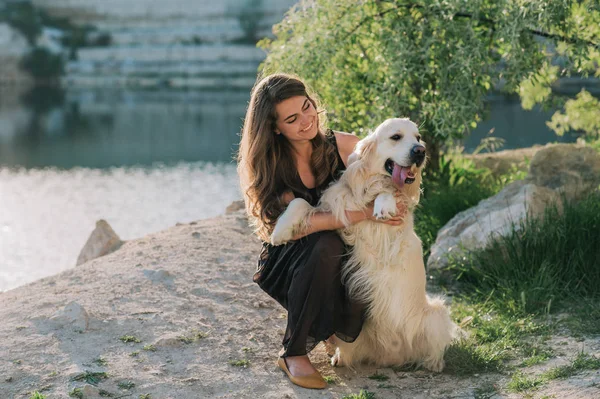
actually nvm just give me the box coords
[392,163,408,188]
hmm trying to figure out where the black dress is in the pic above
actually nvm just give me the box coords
[253,130,366,358]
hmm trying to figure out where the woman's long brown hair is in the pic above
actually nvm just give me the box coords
[237,73,339,241]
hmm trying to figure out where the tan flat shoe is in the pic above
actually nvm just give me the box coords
[277,357,327,389]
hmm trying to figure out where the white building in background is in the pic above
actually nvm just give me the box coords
[27,0,298,88]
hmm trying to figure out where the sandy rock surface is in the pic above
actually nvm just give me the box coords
[0,211,598,398]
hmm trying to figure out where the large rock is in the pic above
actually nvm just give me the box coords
[428,144,600,270]
[76,220,124,266]
[527,144,600,201]
[427,181,560,269]
[49,301,90,331]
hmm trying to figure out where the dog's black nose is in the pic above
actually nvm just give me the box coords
[410,145,426,166]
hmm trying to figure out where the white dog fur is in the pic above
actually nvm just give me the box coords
[270,118,457,372]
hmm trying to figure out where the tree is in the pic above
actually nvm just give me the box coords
[259,0,599,166]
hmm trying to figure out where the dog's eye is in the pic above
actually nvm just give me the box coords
[416,135,422,142]
[390,134,403,141]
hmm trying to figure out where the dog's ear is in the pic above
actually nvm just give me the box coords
[355,134,377,162]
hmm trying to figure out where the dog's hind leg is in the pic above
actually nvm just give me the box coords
[270,198,313,245]
[419,296,457,372]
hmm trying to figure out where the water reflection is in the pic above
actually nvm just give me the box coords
[1,86,249,169]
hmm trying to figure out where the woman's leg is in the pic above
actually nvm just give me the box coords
[280,231,345,375]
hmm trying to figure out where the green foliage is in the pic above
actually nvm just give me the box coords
[342,390,376,399]
[507,352,600,393]
[547,90,600,140]
[28,392,46,399]
[444,299,550,376]
[19,47,64,80]
[518,1,600,142]
[449,191,600,315]
[0,1,41,45]
[260,0,599,159]
[71,371,109,385]
[119,335,142,343]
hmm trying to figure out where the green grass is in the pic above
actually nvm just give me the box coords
[68,388,83,399]
[143,344,157,352]
[342,390,376,399]
[228,359,250,367]
[117,380,136,390]
[323,375,338,384]
[71,371,109,385]
[443,299,551,376]
[119,335,141,343]
[507,352,600,393]
[507,371,545,392]
[28,393,46,399]
[448,192,600,315]
[367,371,389,381]
[93,357,108,366]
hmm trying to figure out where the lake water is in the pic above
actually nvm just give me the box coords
[0,86,576,292]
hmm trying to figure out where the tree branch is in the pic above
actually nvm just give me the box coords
[346,2,599,49]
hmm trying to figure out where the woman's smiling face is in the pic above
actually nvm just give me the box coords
[274,96,318,142]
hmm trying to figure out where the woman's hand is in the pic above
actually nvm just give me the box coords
[363,197,407,226]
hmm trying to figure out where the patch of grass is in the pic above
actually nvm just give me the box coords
[68,388,83,399]
[177,330,208,344]
[28,392,46,399]
[228,359,250,367]
[139,394,151,399]
[473,382,498,399]
[367,371,389,381]
[117,380,136,390]
[449,192,600,316]
[507,352,600,394]
[519,344,555,367]
[443,299,550,376]
[119,335,141,343]
[143,345,156,352]
[241,347,254,353]
[98,390,113,397]
[342,390,376,399]
[71,371,109,385]
[376,383,394,389]
[129,351,140,357]
[390,363,419,372]
[93,357,108,367]
[543,352,600,380]
[507,371,545,392]
[323,375,338,384]
[560,299,600,336]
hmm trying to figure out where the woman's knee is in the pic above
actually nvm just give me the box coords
[314,230,345,254]
[311,231,345,272]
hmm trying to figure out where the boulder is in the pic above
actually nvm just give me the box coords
[225,200,245,214]
[50,301,89,331]
[76,220,124,266]
[526,144,600,201]
[428,144,600,270]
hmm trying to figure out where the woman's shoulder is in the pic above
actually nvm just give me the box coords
[330,130,360,167]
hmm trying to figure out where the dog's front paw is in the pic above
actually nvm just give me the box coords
[373,193,397,219]
[270,198,313,245]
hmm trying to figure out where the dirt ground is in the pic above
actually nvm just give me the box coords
[1,210,598,398]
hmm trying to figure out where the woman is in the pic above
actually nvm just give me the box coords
[237,73,406,389]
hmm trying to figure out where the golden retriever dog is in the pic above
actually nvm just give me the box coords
[270,118,457,372]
